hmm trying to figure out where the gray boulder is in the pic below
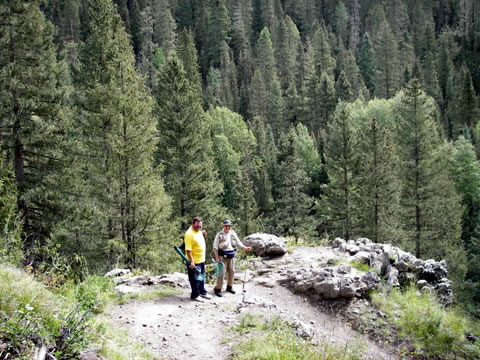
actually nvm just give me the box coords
[243,233,287,257]
[104,268,131,278]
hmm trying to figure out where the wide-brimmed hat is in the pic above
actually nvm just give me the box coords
[223,219,232,226]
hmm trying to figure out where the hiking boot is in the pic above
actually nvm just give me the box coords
[226,286,236,294]
[200,293,212,299]
[214,289,223,297]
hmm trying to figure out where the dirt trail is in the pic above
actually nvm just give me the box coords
[108,270,398,360]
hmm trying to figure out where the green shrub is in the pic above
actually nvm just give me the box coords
[371,286,480,359]
[0,264,112,359]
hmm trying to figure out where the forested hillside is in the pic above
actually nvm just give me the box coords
[1,0,480,311]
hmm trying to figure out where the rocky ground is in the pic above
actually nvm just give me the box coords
[106,246,402,360]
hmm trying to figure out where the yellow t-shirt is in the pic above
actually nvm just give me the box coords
[184,226,206,264]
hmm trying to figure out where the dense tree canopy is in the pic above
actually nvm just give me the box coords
[2,0,480,308]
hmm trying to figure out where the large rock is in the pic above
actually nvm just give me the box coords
[283,264,380,299]
[104,268,131,278]
[332,238,453,305]
[243,233,287,257]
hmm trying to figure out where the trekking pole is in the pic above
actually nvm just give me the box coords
[241,257,250,303]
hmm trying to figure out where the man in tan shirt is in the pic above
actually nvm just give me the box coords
[212,219,251,297]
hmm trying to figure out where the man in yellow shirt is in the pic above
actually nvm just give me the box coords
[185,216,211,301]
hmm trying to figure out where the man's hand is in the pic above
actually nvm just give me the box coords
[246,247,252,252]
[189,262,195,269]
[202,230,207,238]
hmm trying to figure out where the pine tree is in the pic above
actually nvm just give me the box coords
[232,157,261,237]
[321,102,360,240]
[129,0,142,61]
[385,0,409,40]
[284,80,301,127]
[267,77,285,135]
[0,0,69,257]
[275,18,294,91]
[358,32,376,96]
[137,2,154,87]
[207,0,231,67]
[275,127,315,242]
[311,72,336,135]
[249,116,276,221]
[248,69,268,119]
[335,70,354,102]
[218,41,239,111]
[451,135,480,303]
[295,123,324,198]
[176,29,202,91]
[155,55,225,231]
[256,27,278,92]
[343,50,369,100]
[437,32,456,139]
[448,66,480,138]
[373,20,401,99]
[152,0,176,56]
[357,117,403,243]
[395,79,465,273]
[347,0,361,53]
[420,25,441,103]
[334,1,349,46]
[74,0,171,269]
[175,0,194,30]
[312,26,336,78]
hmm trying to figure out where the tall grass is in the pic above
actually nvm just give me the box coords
[0,263,85,358]
[371,286,480,359]
[230,314,365,360]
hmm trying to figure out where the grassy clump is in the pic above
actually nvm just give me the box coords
[230,314,365,360]
[0,263,92,359]
[334,259,375,273]
[0,262,182,359]
[371,286,480,359]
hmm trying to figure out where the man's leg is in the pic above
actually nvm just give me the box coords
[226,257,235,288]
[197,263,208,295]
[214,256,226,296]
[187,265,200,299]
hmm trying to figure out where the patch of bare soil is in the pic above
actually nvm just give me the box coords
[108,268,399,360]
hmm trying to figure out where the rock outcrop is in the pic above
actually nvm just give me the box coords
[331,238,453,305]
[243,233,288,257]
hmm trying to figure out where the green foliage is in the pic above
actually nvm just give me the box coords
[231,314,365,360]
[156,55,225,234]
[0,264,95,359]
[320,102,360,240]
[451,136,480,304]
[371,286,480,359]
[0,0,70,256]
[71,0,173,270]
[0,154,23,265]
[275,127,315,242]
[394,80,465,263]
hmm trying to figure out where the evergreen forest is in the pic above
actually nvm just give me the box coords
[1,0,480,314]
